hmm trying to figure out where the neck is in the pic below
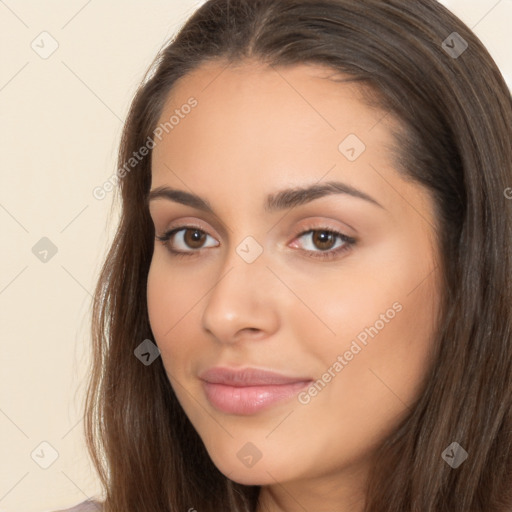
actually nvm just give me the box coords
[254,463,368,512]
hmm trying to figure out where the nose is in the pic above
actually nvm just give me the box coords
[201,251,281,345]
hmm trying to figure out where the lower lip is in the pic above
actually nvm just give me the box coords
[202,380,312,415]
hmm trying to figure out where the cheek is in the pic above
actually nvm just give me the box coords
[146,258,202,365]
[312,238,440,416]
[147,260,174,341]
[287,264,439,474]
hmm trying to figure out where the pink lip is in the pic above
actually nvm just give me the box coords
[199,367,312,415]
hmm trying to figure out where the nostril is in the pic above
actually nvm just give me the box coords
[238,327,262,338]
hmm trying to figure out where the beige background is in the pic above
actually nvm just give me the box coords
[0,1,510,511]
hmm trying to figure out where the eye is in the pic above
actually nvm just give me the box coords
[155,226,218,257]
[291,227,356,261]
[155,224,356,261]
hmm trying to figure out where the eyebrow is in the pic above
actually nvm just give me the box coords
[148,180,384,213]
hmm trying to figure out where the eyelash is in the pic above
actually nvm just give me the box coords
[155,224,356,261]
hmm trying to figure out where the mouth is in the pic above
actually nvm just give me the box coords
[199,366,313,415]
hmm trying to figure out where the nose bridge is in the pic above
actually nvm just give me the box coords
[217,228,270,288]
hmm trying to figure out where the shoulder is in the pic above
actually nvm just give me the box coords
[52,499,103,512]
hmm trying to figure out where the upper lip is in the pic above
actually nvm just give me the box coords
[199,367,312,386]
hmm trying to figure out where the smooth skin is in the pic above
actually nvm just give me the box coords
[147,60,442,512]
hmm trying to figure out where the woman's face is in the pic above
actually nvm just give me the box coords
[147,61,441,508]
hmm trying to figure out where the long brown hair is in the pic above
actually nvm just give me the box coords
[84,1,512,510]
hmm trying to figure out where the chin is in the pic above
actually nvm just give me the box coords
[219,465,276,486]
[205,447,295,486]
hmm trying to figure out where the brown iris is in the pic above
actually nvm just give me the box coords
[311,230,337,251]
[183,229,207,249]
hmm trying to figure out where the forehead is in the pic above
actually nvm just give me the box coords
[152,60,394,155]
[156,59,378,131]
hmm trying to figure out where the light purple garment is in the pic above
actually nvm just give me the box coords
[55,499,103,512]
